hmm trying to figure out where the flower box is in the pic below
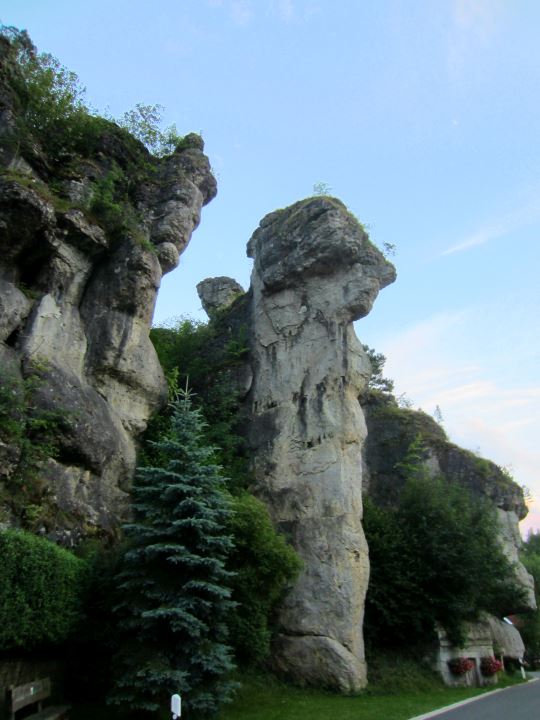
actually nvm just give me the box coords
[448,657,475,675]
[480,656,503,676]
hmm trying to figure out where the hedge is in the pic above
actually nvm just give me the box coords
[0,529,86,650]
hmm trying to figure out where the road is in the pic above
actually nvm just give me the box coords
[414,679,540,720]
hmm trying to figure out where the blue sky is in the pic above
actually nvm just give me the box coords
[3,0,539,532]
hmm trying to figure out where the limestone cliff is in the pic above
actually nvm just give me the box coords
[199,196,396,691]
[0,34,216,538]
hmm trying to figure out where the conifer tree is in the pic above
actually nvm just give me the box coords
[110,389,237,717]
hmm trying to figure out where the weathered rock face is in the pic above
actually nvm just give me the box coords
[196,276,245,318]
[362,392,536,611]
[244,197,396,691]
[0,35,216,537]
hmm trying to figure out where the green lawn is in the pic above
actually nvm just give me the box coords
[218,672,526,720]
[68,671,526,720]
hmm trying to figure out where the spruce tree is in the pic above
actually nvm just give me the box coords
[110,389,237,717]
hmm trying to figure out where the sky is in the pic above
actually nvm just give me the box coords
[2,0,539,533]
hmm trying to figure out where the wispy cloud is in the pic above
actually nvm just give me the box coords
[206,0,254,26]
[442,195,540,255]
[230,0,253,26]
[208,0,306,26]
[442,225,506,256]
[447,0,503,80]
[271,0,294,22]
[452,0,500,39]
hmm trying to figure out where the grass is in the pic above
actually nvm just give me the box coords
[68,669,527,720]
[218,671,526,720]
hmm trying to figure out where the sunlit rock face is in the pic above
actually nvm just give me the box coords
[245,197,396,691]
[0,35,216,537]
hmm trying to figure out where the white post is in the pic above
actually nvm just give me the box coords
[171,694,182,719]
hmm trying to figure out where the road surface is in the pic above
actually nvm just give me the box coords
[413,679,540,720]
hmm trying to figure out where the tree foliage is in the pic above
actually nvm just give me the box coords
[118,103,184,157]
[362,344,395,395]
[147,317,249,490]
[110,390,237,717]
[146,317,302,668]
[364,436,526,647]
[227,493,302,665]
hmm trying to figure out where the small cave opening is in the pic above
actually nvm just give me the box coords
[16,239,54,295]
[18,257,45,292]
[5,325,21,348]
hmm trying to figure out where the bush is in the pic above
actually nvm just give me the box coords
[0,529,86,650]
[0,368,63,524]
[366,649,444,694]
[227,493,302,665]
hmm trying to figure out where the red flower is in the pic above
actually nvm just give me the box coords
[448,657,475,675]
[480,656,503,676]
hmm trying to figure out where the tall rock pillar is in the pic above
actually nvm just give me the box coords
[245,197,395,691]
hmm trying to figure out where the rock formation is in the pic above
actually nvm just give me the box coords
[199,197,396,691]
[197,276,245,318]
[0,33,216,537]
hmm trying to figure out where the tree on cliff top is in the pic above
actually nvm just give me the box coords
[110,389,237,717]
[1,24,184,159]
